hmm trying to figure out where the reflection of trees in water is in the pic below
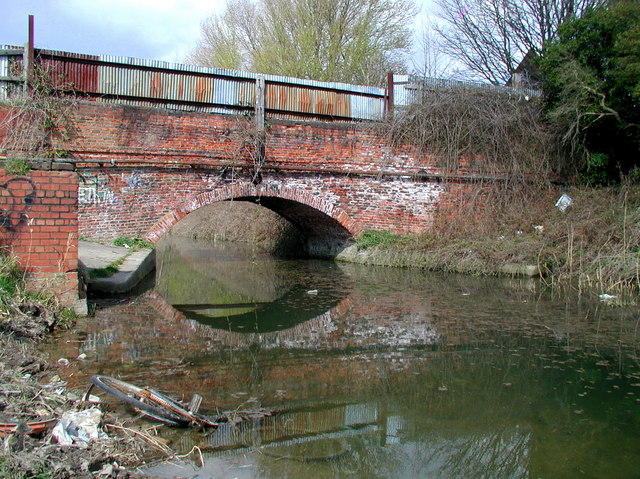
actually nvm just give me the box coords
[424,428,531,479]
[80,288,640,478]
[75,243,640,478]
[156,235,297,304]
[148,399,532,479]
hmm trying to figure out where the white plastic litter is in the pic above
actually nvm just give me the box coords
[599,294,618,303]
[52,408,107,446]
[555,194,573,212]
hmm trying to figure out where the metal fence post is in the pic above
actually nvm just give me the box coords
[24,15,34,92]
[255,75,265,132]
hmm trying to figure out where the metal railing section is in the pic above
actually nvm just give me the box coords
[393,73,542,107]
[0,46,386,121]
[1,46,541,120]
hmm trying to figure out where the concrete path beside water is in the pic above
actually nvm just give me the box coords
[78,241,155,294]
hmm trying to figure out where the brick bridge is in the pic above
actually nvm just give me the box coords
[71,100,459,253]
[0,46,534,306]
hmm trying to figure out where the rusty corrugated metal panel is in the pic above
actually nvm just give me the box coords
[406,73,541,99]
[89,51,385,116]
[20,48,389,119]
[265,84,353,118]
[38,57,99,92]
[212,78,255,107]
[97,63,222,104]
[350,95,384,120]
[98,65,151,98]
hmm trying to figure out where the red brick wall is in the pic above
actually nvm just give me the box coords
[2,101,471,248]
[0,169,79,305]
[53,101,458,241]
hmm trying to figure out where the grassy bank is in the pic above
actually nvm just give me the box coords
[354,184,639,301]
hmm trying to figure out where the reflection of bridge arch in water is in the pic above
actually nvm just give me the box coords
[146,290,440,350]
[152,236,441,348]
[146,290,346,349]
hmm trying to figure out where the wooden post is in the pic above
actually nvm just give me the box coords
[255,75,265,132]
[24,15,35,92]
[386,72,394,118]
[253,75,266,180]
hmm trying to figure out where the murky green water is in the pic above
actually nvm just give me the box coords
[50,235,640,478]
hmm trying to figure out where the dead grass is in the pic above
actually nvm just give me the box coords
[406,182,640,299]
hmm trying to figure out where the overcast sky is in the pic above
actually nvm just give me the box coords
[1,0,225,62]
[1,0,435,65]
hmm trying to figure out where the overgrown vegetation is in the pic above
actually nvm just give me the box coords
[361,183,639,300]
[0,252,71,330]
[375,43,638,299]
[384,85,559,184]
[0,63,75,161]
[88,257,126,279]
[2,157,30,175]
[539,0,640,184]
[356,230,407,249]
[0,254,23,298]
[112,235,154,250]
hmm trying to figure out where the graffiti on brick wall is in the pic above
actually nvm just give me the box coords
[124,172,142,189]
[0,177,36,231]
[79,173,117,205]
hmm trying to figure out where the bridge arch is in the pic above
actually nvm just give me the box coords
[145,183,361,257]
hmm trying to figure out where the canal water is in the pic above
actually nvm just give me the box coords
[49,234,640,478]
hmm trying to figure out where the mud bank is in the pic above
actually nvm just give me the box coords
[0,302,152,479]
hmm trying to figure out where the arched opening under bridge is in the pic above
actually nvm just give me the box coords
[146,184,360,258]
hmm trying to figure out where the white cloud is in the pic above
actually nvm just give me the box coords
[49,0,226,61]
[4,0,445,74]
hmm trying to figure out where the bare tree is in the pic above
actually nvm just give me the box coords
[412,17,453,78]
[434,0,604,85]
[187,0,416,87]
[187,0,261,71]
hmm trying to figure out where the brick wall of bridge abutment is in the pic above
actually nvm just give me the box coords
[0,169,81,309]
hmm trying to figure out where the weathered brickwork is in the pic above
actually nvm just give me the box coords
[0,169,79,305]
[0,100,474,305]
[77,168,445,242]
[51,101,463,242]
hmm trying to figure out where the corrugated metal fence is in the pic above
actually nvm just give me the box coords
[0,46,540,122]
